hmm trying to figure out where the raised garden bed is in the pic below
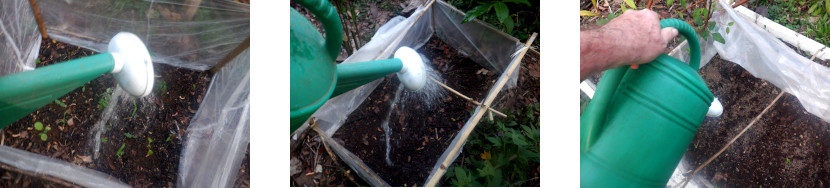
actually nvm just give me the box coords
[0,39,249,186]
[333,36,499,186]
[683,55,830,187]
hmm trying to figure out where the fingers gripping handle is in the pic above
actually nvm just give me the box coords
[660,19,701,70]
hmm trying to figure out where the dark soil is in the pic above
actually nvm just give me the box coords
[0,39,248,187]
[331,37,499,186]
[686,56,830,187]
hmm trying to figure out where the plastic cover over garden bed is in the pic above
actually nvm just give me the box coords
[0,0,249,187]
[297,0,527,186]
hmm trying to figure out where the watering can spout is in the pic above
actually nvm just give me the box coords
[333,47,426,97]
[0,32,154,128]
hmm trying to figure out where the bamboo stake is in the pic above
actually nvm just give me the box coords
[27,0,48,39]
[210,36,250,73]
[680,91,785,188]
[429,77,507,117]
[424,32,537,187]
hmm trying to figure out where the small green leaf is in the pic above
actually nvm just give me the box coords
[786,157,791,164]
[101,138,108,143]
[34,122,43,131]
[623,0,637,9]
[726,27,730,34]
[667,0,675,6]
[124,133,136,138]
[486,136,501,145]
[147,149,154,156]
[712,32,726,44]
[728,22,734,26]
[40,133,47,141]
[503,16,515,34]
[166,134,172,142]
[44,126,51,132]
[117,143,126,158]
[708,22,716,31]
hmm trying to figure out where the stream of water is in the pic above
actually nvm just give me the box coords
[88,84,159,159]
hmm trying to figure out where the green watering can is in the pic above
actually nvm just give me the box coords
[580,19,714,187]
[290,0,427,134]
[0,32,154,127]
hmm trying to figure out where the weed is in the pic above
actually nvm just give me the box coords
[98,88,113,110]
[33,122,51,141]
[444,104,540,186]
[116,143,126,159]
[124,133,136,138]
[101,138,108,143]
[166,133,173,142]
[131,99,137,117]
[155,80,168,96]
[54,99,67,108]
[146,138,154,157]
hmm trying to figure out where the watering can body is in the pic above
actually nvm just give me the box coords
[580,19,714,187]
[290,0,408,134]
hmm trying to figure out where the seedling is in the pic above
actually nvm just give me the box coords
[131,100,137,117]
[98,88,113,110]
[33,122,51,141]
[54,99,67,108]
[155,80,168,96]
[146,138,154,157]
[116,143,126,159]
[124,133,136,138]
[166,133,173,142]
[101,138,108,143]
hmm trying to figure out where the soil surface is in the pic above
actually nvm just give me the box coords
[684,56,830,187]
[332,37,499,186]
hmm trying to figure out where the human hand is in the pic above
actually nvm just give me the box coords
[603,9,678,69]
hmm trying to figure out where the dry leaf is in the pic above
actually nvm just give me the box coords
[77,155,92,163]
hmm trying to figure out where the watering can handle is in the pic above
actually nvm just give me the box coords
[660,19,701,70]
[293,0,344,59]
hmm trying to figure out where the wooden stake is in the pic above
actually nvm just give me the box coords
[424,32,537,187]
[27,0,48,39]
[429,77,508,117]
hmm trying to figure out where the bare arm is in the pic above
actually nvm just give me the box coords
[580,10,678,81]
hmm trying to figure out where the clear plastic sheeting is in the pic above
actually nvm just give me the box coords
[706,0,830,122]
[35,0,249,70]
[0,145,129,188]
[178,49,249,187]
[0,0,41,76]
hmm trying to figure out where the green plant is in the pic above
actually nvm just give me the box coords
[444,104,540,186]
[166,133,173,142]
[156,80,168,96]
[146,138,154,157]
[33,122,51,141]
[453,0,538,41]
[98,88,113,110]
[54,99,67,108]
[116,143,126,159]
[786,157,791,164]
[101,138,108,143]
[124,133,136,138]
[131,99,137,117]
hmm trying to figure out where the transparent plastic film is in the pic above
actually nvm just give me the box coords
[35,0,249,70]
[706,0,830,122]
[179,49,249,188]
[0,0,41,76]
[0,145,129,188]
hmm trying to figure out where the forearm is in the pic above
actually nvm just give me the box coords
[580,28,626,81]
